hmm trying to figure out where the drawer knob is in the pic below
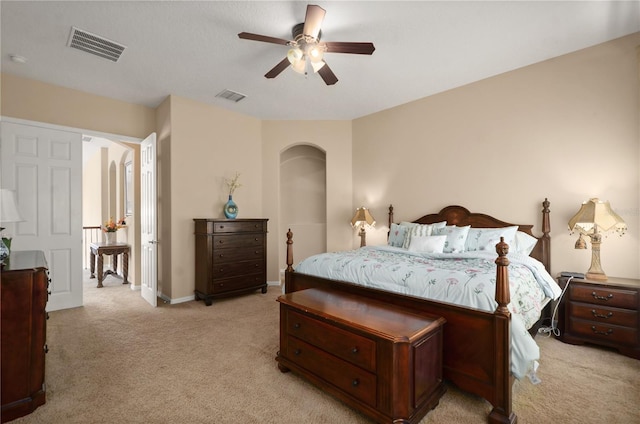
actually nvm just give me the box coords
[352,379,359,387]
[293,323,301,329]
[219,254,224,258]
[591,310,613,319]
[591,291,613,301]
[294,349,301,356]
[218,240,224,244]
[351,347,359,354]
[44,344,49,354]
[591,326,613,336]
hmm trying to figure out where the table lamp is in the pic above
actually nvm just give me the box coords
[568,198,627,281]
[351,206,376,247]
[0,189,24,261]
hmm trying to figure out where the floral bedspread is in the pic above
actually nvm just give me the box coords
[294,245,561,379]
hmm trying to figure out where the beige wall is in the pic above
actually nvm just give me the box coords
[167,95,263,300]
[353,33,640,279]
[262,120,353,282]
[1,73,156,138]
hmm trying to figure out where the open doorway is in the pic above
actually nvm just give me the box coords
[82,135,137,294]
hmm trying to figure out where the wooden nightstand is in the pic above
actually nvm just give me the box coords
[556,275,639,359]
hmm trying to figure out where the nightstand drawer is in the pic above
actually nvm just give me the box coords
[568,303,638,328]
[285,336,377,407]
[569,318,637,345]
[569,284,637,310]
[286,309,376,372]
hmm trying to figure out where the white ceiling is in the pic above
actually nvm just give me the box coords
[2,1,639,121]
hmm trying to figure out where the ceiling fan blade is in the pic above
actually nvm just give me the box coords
[265,57,291,79]
[238,32,291,46]
[303,5,326,39]
[323,42,376,55]
[317,62,338,85]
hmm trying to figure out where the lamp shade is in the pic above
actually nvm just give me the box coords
[0,189,23,223]
[568,198,626,235]
[351,207,376,228]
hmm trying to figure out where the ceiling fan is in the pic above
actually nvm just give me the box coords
[238,4,375,85]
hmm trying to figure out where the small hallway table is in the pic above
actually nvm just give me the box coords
[89,242,130,288]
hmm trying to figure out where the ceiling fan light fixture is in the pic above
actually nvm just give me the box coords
[307,44,324,63]
[287,47,303,65]
[292,58,306,74]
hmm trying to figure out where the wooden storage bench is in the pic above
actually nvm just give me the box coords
[276,288,446,424]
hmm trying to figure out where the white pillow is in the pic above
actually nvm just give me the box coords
[401,221,447,249]
[388,223,409,248]
[465,226,519,252]
[432,225,471,253]
[408,235,447,253]
[514,231,538,256]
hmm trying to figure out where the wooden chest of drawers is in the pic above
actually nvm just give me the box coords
[557,276,639,359]
[193,219,268,306]
[1,251,49,423]
[277,288,446,424]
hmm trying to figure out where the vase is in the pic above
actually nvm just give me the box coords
[223,195,238,219]
[105,232,117,244]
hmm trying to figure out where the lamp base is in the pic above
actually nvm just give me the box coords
[586,271,607,281]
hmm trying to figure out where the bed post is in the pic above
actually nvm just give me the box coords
[286,229,294,273]
[541,198,551,272]
[388,204,394,228]
[489,237,516,424]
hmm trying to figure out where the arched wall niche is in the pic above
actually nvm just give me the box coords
[279,144,327,267]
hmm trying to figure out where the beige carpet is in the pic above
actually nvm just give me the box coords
[12,271,640,424]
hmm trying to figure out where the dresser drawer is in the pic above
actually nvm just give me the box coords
[213,234,264,249]
[212,220,267,233]
[211,274,265,293]
[569,284,637,310]
[568,302,638,328]
[568,318,638,345]
[285,336,377,407]
[286,309,376,372]
[212,259,264,279]
[212,246,264,265]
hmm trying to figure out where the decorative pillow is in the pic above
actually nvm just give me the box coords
[465,226,519,252]
[432,225,471,253]
[514,231,538,256]
[388,223,409,248]
[407,235,447,253]
[401,221,447,249]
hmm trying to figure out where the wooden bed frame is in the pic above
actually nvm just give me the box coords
[284,199,551,424]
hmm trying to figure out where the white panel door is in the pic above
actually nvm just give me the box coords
[1,122,83,311]
[140,133,157,306]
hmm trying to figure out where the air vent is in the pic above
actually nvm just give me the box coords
[215,89,246,103]
[67,26,126,62]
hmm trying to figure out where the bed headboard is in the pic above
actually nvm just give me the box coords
[388,199,551,271]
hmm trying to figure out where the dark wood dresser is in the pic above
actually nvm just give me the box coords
[556,275,639,359]
[1,251,49,423]
[193,218,268,306]
[277,288,446,424]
